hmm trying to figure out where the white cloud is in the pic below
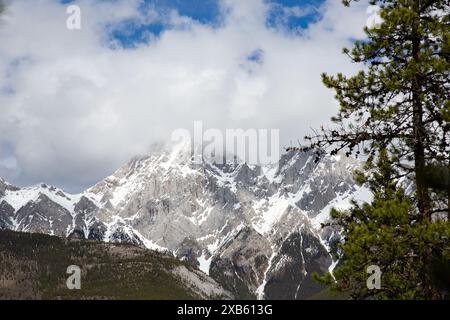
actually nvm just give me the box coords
[0,0,369,191]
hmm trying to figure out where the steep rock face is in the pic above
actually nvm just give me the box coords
[73,196,98,227]
[210,226,272,299]
[264,227,331,300]
[0,140,371,299]
[0,201,14,229]
[87,220,107,241]
[0,179,19,198]
[9,194,72,237]
[175,237,203,268]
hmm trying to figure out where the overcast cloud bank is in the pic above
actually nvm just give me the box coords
[0,0,369,192]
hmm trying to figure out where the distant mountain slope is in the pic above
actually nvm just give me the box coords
[0,230,231,300]
[0,140,372,299]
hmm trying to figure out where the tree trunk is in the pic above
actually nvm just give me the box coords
[448,163,450,218]
[412,1,431,218]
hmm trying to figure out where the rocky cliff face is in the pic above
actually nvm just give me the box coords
[0,140,371,299]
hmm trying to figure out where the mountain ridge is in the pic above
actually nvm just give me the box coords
[0,229,231,300]
[0,140,372,299]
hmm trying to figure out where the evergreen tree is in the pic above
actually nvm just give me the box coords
[315,150,450,299]
[307,0,450,216]
[309,0,450,299]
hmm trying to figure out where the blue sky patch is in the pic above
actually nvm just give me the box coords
[96,0,327,48]
[108,19,165,49]
[266,0,325,32]
[247,49,265,65]
[142,0,221,25]
[106,0,222,48]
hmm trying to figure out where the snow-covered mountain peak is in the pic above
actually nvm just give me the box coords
[0,142,372,299]
[1,182,81,213]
